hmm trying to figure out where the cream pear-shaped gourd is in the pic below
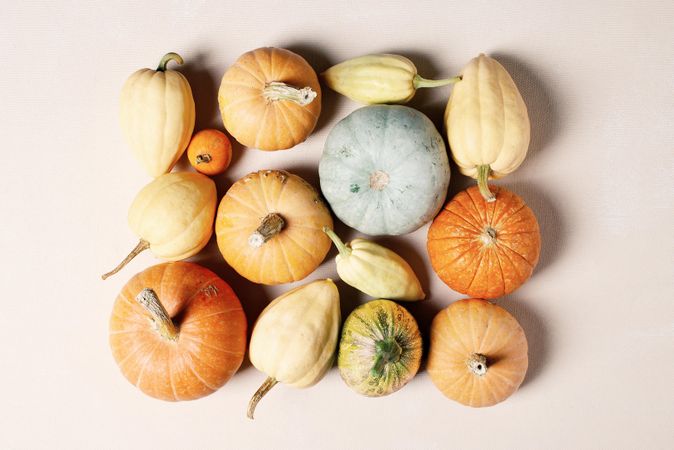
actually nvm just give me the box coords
[247,279,340,419]
[322,54,461,104]
[445,53,530,202]
[323,227,424,301]
[102,172,216,280]
[120,52,196,177]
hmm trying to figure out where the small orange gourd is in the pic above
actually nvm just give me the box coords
[427,185,541,299]
[187,129,232,176]
[109,262,247,401]
[218,47,321,150]
[215,170,333,285]
[427,298,528,407]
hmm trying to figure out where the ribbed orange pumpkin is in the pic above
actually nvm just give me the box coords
[427,185,540,299]
[218,47,321,150]
[215,170,333,285]
[109,262,247,401]
[427,298,528,407]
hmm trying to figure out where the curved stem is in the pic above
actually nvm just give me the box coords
[248,213,285,248]
[101,239,150,280]
[262,81,317,106]
[413,74,462,89]
[195,153,212,164]
[156,52,184,72]
[477,164,496,203]
[322,226,351,257]
[247,376,278,420]
[135,288,179,341]
[370,339,403,378]
[467,353,488,376]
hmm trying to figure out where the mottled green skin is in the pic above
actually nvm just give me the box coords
[338,299,422,397]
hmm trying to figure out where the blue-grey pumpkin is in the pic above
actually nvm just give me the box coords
[319,105,450,235]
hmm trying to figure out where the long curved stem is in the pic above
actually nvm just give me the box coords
[477,165,496,203]
[101,239,150,280]
[247,376,278,420]
[322,226,351,257]
[135,288,179,341]
[262,82,317,106]
[156,52,184,72]
[413,74,461,89]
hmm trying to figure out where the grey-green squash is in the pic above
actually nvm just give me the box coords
[319,105,450,236]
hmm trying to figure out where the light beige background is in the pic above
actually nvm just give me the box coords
[1,1,673,449]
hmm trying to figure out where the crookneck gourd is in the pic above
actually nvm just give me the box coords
[247,279,340,419]
[102,172,217,280]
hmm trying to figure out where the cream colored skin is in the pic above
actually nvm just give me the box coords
[445,54,530,199]
[322,54,460,104]
[129,172,216,259]
[120,53,195,177]
[324,228,424,301]
[249,279,340,387]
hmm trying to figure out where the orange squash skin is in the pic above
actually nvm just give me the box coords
[218,47,321,150]
[109,262,247,401]
[427,298,528,407]
[187,129,232,176]
[215,170,333,285]
[427,185,540,299]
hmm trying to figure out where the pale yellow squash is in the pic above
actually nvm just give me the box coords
[102,172,216,279]
[445,54,530,201]
[323,227,424,301]
[247,279,340,419]
[323,54,460,104]
[120,52,196,177]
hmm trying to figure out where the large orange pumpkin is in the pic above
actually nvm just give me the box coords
[427,185,540,298]
[427,298,528,407]
[215,170,333,285]
[218,47,321,151]
[109,262,247,401]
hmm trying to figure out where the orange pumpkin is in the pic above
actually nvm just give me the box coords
[427,185,540,299]
[215,170,333,285]
[109,262,247,401]
[187,129,232,176]
[427,298,528,407]
[218,47,321,151]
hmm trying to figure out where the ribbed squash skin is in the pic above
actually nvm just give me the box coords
[427,298,528,407]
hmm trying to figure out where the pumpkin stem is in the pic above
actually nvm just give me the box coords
[262,81,317,106]
[136,288,179,341]
[247,376,278,420]
[248,213,285,248]
[101,239,150,280]
[477,165,496,203]
[322,226,351,257]
[413,75,462,89]
[156,52,184,72]
[467,353,488,376]
[370,339,403,378]
[195,153,212,164]
[480,227,498,245]
[369,170,390,191]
